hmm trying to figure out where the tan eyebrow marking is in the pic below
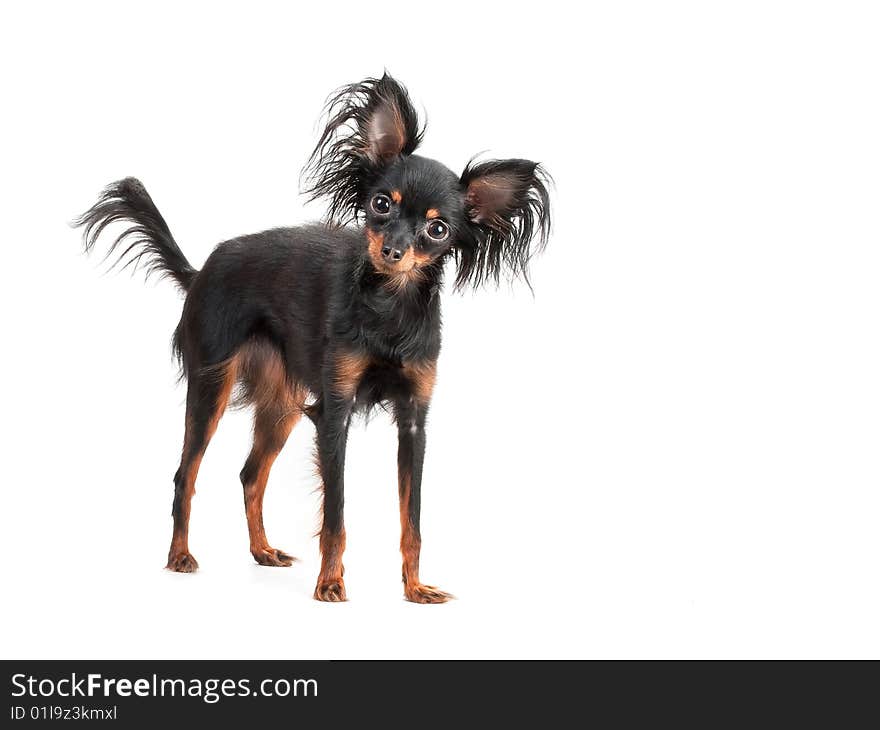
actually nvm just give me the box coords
[425,208,440,219]
[391,190,402,204]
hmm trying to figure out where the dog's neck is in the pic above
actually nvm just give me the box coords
[350,258,444,363]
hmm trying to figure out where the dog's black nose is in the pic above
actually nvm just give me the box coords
[381,245,403,262]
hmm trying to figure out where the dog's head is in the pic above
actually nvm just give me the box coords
[303,74,551,289]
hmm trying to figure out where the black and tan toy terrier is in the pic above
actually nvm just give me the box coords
[76,74,551,602]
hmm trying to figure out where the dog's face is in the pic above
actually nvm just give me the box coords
[304,74,551,289]
[363,156,464,282]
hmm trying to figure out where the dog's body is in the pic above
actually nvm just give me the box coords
[76,75,550,602]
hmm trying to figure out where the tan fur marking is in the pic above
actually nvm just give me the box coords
[402,360,437,404]
[426,208,440,219]
[231,338,306,415]
[391,190,402,204]
[399,471,420,587]
[334,351,370,398]
[207,360,238,435]
[367,228,432,291]
[315,528,347,601]
[319,529,346,577]
[397,246,416,271]
[178,358,238,481]
[382,265,426,295]
[398,461,453,603]
[243,402,303,561]
[366,227,385,271]
[413,250,433,267]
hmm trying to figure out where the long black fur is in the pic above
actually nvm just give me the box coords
[456,158,552,289]
[74,177,197,291]
[303,74,425,226]
[74,74,552,603]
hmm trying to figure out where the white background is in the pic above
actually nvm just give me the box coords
[1,1,878,659]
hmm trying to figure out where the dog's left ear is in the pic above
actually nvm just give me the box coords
[454,158,552,289]
[302,73,423,224]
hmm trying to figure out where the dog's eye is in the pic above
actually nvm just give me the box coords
[426,220,449,241]
[371,194,391,215]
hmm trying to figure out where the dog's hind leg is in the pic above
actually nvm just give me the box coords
[234,339,305,566]
[166,360,238,572]
[241,398,302,566]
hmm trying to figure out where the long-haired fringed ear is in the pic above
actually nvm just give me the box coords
[301,73,424,225]
[453,158,552,290]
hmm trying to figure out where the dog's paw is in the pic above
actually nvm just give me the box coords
[314,578,347,602]
[404,583,454,604]
[166,552,199,573]
[252,547,297,567]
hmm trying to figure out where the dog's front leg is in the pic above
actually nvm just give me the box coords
[313,392,352,602]
[313,351,367,602]
[396,363,453,604]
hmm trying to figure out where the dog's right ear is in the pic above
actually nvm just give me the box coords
[302,73,423,224]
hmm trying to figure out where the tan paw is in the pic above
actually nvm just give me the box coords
[252,547,297,567]
[405,583,454,604]
[314,578,347,602]
[166,552,199,573]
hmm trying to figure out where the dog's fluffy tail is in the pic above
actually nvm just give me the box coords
[74,177,197,291]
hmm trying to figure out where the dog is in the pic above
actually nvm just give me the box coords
[75,74,551,602]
